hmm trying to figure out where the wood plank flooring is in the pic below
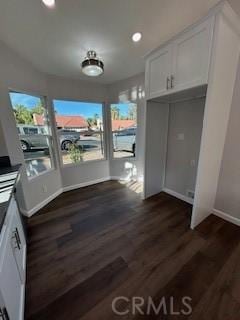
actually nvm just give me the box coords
[25,180,240,319]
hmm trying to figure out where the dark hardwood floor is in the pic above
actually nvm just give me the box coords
[25,181,240,319]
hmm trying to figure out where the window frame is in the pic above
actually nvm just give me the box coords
[9,89,56,180]
[109,102,137,161]
[52,98,108,168]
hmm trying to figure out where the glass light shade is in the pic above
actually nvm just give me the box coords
[42,0,55,7]
[82,65,103,77]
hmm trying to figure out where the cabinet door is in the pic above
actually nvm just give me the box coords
[172,17,214,92]
[146,44,172,99]
[11,207,26,283]
[0,291,10,320]
[0,227,24,320]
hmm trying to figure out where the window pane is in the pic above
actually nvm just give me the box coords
[53,100,105,165]
[9,92,53,178]
[111,103,137,158]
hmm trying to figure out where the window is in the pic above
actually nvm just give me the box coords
[53,100,105,165]
[111,103,137,158]
[9,91,54,178]
[23,127,38,135]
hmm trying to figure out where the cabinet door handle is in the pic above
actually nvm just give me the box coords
[166,77,170,90]
[12,229,21,250]
[170,75,174,88]
[15,228,21,246]
[0,307,9,320]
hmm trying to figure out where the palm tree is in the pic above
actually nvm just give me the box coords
[111,105,120,120]
[14,105,33,124]
[128,104,137,120]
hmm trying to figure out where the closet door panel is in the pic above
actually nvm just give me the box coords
[143,102,169,198]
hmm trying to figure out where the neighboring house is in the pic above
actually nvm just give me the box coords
[111,120,136,131]
[33,114,88,132]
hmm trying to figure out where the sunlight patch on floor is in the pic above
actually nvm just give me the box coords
[119,179,143,194]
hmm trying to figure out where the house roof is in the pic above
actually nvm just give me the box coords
[112,120,136,131]
[33,114,88,128]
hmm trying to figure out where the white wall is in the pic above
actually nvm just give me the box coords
[165,98,205,197]
[107,73,145,180]
[0,40,62,213]
[215,58,240,219]
[191,11,240,228]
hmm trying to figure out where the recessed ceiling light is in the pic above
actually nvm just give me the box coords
[42,0,55,8]
[132,32,142,42]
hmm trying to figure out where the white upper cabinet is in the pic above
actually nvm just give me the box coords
[146,16,214,100]
[172,18,214,93]
[146,44,173,98]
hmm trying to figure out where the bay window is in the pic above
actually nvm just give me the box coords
[9,91,54,178]
[53,100,105,165]
[111,103,137,158]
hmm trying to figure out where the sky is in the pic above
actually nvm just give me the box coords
[10,92,41,108]
[53,99,103,118]
[9,92,132,119]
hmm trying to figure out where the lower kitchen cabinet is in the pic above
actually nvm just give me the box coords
[0,197,26,320]
[10,202,26,284]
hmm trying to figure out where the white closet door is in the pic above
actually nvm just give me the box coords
[146,44,172,99]
[172,17,214,92]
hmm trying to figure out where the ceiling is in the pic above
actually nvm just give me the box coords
[0,0,239,84]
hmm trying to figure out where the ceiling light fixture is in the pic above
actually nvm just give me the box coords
[132,32,142,42]
[81,51,104,77]
[42,0,55,8]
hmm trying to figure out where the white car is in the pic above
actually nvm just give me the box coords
[113,127,136,155]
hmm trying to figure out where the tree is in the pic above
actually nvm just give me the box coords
[13,101,46,125]
[128,104,137,120]
[93,113,99,125]
[87,117,94,128]
[13,105,33,125]
[111,105,120,120]
[31,102,44,116]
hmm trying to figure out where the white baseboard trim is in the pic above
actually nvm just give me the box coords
[110,176,124,181]
[62,176,111,192]
[162,188,194,205]
[20,188,63,218]
[213,209,240,226]
[110,176,136,181]
[21,176,141,217]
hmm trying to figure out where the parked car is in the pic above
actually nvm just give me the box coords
[113,127,136,155]
[57,129,81,150]
[17,125,80,151]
